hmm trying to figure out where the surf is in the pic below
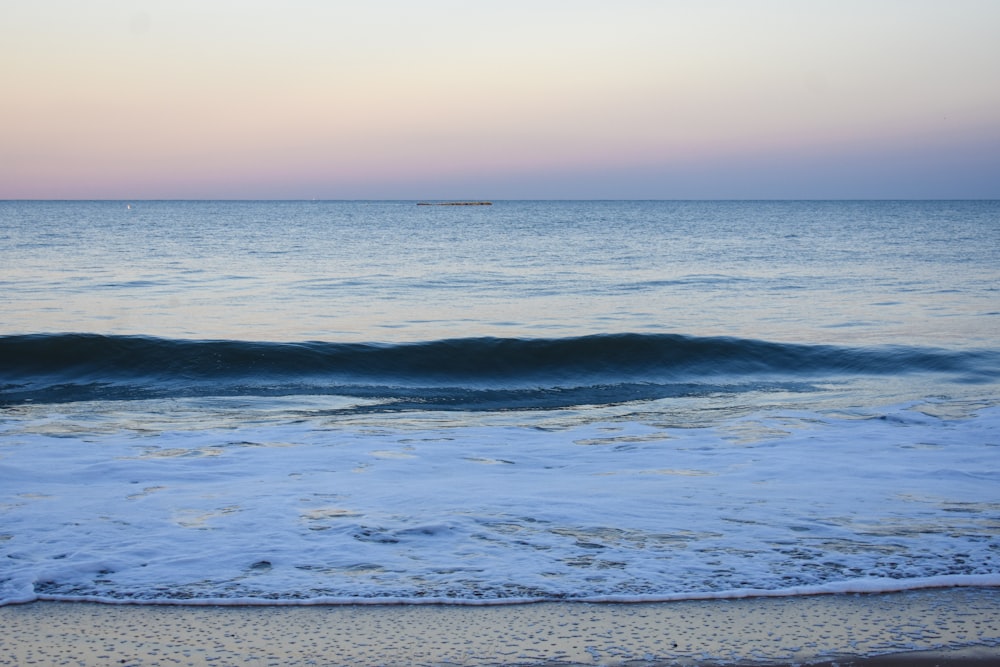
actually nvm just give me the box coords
[2,332,995,408]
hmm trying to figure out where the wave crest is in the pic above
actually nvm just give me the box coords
[1,332,995,408]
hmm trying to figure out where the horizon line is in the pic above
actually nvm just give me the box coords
[3,198,999,203]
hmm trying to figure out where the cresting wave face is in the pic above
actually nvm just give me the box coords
[0,332,996,408]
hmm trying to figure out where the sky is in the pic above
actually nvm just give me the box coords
[3,0,999,199]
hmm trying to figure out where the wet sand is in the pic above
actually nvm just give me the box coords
[1,587,998,666]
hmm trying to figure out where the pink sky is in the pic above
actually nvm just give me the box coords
[3,1,999,199]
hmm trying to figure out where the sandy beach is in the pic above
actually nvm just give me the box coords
[1,587,998,666]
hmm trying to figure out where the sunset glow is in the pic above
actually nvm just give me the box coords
[4,0,999,199]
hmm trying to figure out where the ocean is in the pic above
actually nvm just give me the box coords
[1,200,998,606]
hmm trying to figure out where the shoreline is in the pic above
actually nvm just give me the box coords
[2,588,998,666]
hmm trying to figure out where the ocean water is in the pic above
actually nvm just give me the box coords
[1,200,998,605]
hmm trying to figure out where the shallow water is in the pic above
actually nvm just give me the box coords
[1,200,998,604]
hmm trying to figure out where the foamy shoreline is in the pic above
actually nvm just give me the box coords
[2,588,998,666]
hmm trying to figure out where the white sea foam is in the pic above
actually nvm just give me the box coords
[2,401,998,606]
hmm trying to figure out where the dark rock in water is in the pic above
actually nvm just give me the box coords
[416,201,492,206]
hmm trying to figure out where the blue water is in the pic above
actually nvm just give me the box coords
[4,200,997,346]
[1,200,998,604]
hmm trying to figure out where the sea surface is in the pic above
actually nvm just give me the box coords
[1,200,998,606]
